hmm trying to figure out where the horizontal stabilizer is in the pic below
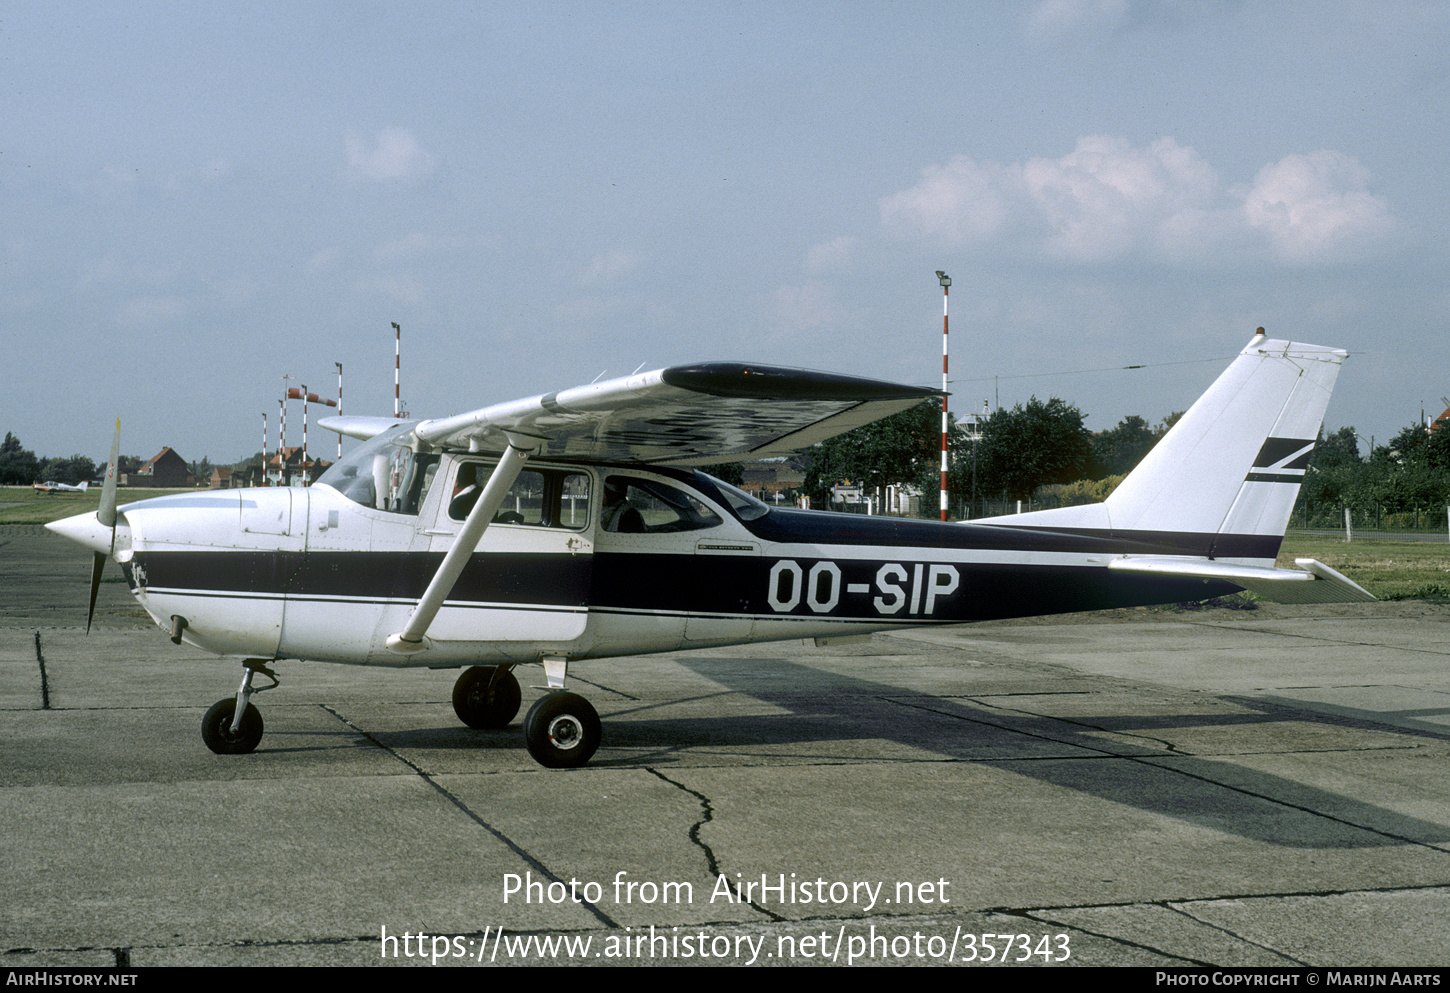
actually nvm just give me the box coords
[1107,556,1376,604]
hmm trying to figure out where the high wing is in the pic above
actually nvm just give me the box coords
[321,362,941,464]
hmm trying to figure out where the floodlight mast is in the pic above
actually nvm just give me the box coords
[936,271,951,521]
[392,322,401,418]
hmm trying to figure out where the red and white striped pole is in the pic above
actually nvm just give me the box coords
[280,374,293,486]
[262,412,268,486]
[300,384,308,485]
[936,271,951,521]
[335,361,344,460]
[391,322,401,418]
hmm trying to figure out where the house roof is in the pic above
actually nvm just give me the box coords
[140,447,184,472]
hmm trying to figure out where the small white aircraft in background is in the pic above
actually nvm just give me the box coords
[33,480,89,495]
[48,331,1373,768]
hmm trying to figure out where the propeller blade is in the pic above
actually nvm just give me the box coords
[98,418,120,536]
[86,551,106,634]
[88,418,121,633]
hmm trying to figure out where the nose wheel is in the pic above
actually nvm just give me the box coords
[202,661,277,755]
[202,698,263,754]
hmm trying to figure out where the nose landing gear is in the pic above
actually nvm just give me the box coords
[201,660,277,755]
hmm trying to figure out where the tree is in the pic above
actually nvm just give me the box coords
[0,433,40,484]
[803,400,941,504]
[1089,415,1158,479]
[710,462,745,486]
[1298,426,1361,513]
[1314,426,1361,468]
[974,397,1092,503]
[36,455,98,485]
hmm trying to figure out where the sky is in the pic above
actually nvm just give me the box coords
[5,1,1449,468]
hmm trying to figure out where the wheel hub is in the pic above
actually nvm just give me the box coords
[548,715,583,750]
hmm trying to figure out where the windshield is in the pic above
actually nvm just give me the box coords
[314,425,439,515]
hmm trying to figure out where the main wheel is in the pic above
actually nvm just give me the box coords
[202,698,264,754]
[452,665,522,729]
[523,692,601,768]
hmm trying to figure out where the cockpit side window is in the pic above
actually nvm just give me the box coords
[601,475,722,533]
[449,463,592,530]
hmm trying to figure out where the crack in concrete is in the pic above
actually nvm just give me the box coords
[317,703,619,929]
[645,767,785,922]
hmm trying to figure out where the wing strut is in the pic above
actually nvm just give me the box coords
[385,441,533,654]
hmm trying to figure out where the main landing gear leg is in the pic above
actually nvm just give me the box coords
[201,660,278,755]
[523,656,601,769]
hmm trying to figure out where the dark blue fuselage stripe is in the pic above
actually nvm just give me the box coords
[130,548,1244,624]
[736,508,1282,560]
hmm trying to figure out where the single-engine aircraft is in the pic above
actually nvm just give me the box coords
[47,330,1373,768]
[33,480,89,495]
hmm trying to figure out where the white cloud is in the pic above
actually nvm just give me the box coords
[345,128,436,182]
[1023,135,1219,260]
[1241,151,1396,264]
[580,248,643,286]
[116,295,187,328]
[555,295,639,321]
[768,281,849,332]
[354,273,427,305]
[882,136,1396,266]
[307,248,341,272]
[373,231,476,262]
[880,156,1013,248]
[1025,0,1128,41]
[806,236,859,272]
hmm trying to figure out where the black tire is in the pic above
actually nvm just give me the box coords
[452,665,522,729]
[202,698,263,755]
[523,692,601,768]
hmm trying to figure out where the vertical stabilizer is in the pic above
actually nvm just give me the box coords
[978,334,1348,561]
[1106,336,1345,536]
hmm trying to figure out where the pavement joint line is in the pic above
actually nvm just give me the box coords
[908,693,1450,852]
[1015,908,1215,966]
[552,672,641,702]
[887,694,1128,757]
[9,883,1450,963]
[1132,753,1450,853]
[32,630,50,710]
[1013,880,1450,917]
[316,703,620,930]
[1179,618,1450,657]
[1161,901,1307,966]
[604,690,737,720]
[644,767,786,923]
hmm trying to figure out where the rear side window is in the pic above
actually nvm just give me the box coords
[602,475,721,533]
